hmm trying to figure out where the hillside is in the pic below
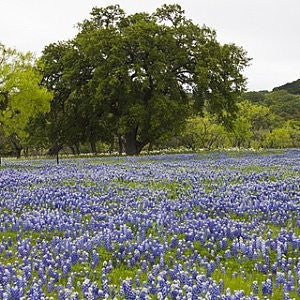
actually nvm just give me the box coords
[244,79,300,121]
[273,78,300,94]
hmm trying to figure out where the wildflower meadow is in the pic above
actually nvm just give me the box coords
[0,150,299,299]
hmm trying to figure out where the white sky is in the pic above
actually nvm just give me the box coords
[0,0,299,91]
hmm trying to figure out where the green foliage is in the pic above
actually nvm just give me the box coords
[265,127,292,148]
[232,101,278,148]
[243,91,268,103]
[237,100,276,131]
[238,87,300,149]
[264,90,300,121]
[229,115,253,148]
[244,89,300,122]
[264,120,300,148]
[183,115,227,150]
[0,44,52,154]
[285,120,300,146]
[180,98,300,150]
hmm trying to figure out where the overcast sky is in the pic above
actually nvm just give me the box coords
[0,0,299,91]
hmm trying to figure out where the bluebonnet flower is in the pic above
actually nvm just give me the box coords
[91,250,100,268]
[276,271,285,287]
[252,281,258,295]
[81,278,91,296]
[297,280,300,296]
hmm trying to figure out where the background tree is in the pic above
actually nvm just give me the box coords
[264,120,300,149]
[229,115,253,148]
[31,42,73,162]
[0,43,52,161]
[284,120,300,147]
[31,41,99,161]
[183,115,227,150]
[236,100,278,148]
[265,127,292,148]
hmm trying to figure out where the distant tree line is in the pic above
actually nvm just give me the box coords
[1,5,299,160]
[180,90,300,150]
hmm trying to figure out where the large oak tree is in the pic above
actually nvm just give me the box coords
[41,4,250,155]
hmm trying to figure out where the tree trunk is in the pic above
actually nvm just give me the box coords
[124,128,146,155]
[148,142,153,154]
[24,147,29,158]
[118,135,123,156]
[108,139,113,154]
[10,134,22,159]
[55,142,60,164]
[75,143,81,155]
[124,129,138,155]
[15,148,21,159]
[70,146,76,155]
[48,141,62,164]
[90,140,97,154]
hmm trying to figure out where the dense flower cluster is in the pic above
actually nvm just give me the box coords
[0,150,299,299]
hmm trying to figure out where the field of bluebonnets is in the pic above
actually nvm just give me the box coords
[0,150,299,299]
